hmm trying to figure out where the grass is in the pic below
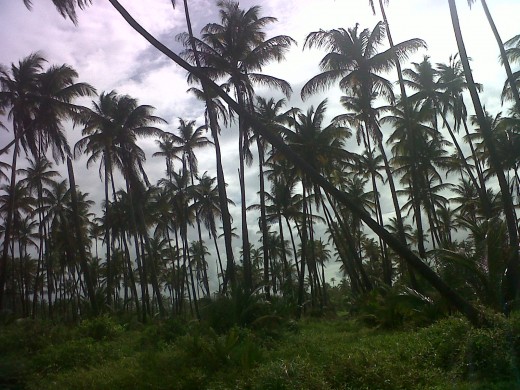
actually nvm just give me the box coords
[1,314,520,389]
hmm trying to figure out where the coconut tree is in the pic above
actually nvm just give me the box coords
[18,156,60,316]
[180,0,236,293]
[171,118,211,297]
[22,0,91,24]
[283,99,351,313]
[76,91,166,317]
[75,91,122,308]
[192,172,234,292]
[436,55,489,201]
[0,54,95,311]
[181,0,295,293]
[253,96,297,298]
[448,0,519,304]
[465,0,520,112]
[302,23,424,275]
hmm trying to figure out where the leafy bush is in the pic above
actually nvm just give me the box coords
[200,287,274,333]
[417,316,470,370]
[79,315,123,341]
[350,285,442,329]
[240,356,329,390]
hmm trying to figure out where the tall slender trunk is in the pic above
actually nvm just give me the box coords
[0,131,21,310]
[448,0,520,303]
[378,0,421,288]
[67,157,98,315]
[257,139,271,299]
[277,214,291,293]
[297,180,309,318]
[324,192,372,292]
[183,229,200,319]
[213,234,224,292]
[121,233,141,318]
[190,169,210,296]
[285,216,300,278]
[479,0,520,112]
[104,159,113,307]
[237,98,252,292]
[180,0,235,293]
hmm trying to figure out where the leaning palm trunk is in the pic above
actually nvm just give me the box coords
[324,192,372,292]
[448,0,520,303]
[477,0,520,112]
[108,0,487,326]
[180,0,235,293]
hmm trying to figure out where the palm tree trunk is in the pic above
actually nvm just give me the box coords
[238,116,252,293]
[66,157,98,315]
[189,169,210,297]
[180,0,235,293]
[184,232,200,320]
[448,0,520,303]
[104,161,113,307]
[121,233,141,318]
[285,216,300,278]
[0,131,21,310]
[321,198,363,295]
[479,0,520,113]
[440,111,492,216]
[378,0,421,290]
[324,192,372,292]
[297,181,309,318]
[257,139,271,299]
[277,214,291,293]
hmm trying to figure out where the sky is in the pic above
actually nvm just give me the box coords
[0,0,519,286]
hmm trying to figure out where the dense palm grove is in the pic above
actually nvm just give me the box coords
[1,0,519,328]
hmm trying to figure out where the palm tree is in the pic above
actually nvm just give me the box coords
[171,118,211,297]
[254,96,296,298]
[284,99,351,313]
[0,54,94,311]
[180,0,236,293]
[465,0,520,112]
[18,156,60,316]
[153,135,178,181]
[192,172,234,292]
[0,53,45,310]
[22,0,92,25]
[436,55,489,203]
[76,91,167,317]
[302,23,424,276]
[448,0,520,304]
[181,0,295,293]
[384,105,452,256]
[75,90,121,308]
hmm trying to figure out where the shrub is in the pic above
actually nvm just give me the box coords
[79,315,123,341]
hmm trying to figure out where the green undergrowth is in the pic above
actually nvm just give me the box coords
[1,314,520,389]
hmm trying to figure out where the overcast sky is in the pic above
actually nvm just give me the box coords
[1,0,519,283]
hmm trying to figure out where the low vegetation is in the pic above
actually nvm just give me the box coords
[2,303,520,389]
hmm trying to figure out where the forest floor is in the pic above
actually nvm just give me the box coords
[1,313,520,389]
